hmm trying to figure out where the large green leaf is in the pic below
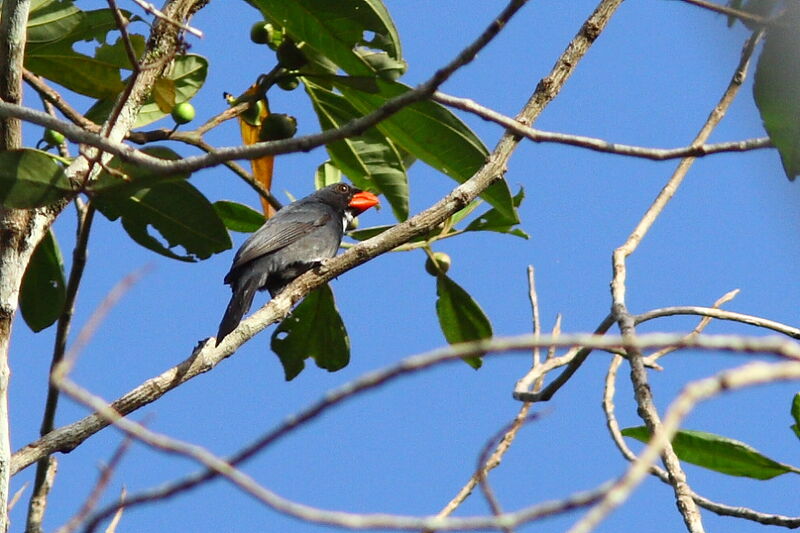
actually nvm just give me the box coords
[0,149,72,208]
[20,229,66,332]
[435,274,492,369]
[271,284,350,380]
[464,186,528,238]
[622,426,800,480]
[753,3,800,180]
[85,54,208,128]
[213,200,265,233]
[88,146,190,195]
[27,0,84,44]
[25,39,127,98]
[94,181,231,262]
[336,78,515,221]
[305,79,408,220]
[247,0,401,77]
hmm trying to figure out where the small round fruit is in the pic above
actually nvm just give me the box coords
[258,113,297,141]
[276,40,307,69]
[43,129,65,146]
[250,21,271,44]
[276,76,299,91]
[425,252,451,276]
[171,102,196,125]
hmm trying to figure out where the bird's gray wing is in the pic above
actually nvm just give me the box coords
[230,212,332,271]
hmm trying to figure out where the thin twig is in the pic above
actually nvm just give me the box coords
[23,457,57,533]
[55,437,132,533]
[131,0,203,38]
[433,92,771,161]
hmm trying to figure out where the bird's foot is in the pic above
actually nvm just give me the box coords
[314,259,331,275]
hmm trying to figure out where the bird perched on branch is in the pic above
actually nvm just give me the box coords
[216,183,380,345]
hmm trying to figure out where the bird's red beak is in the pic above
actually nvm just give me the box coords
[349,190,380,215]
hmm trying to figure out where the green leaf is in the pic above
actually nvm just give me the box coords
[435,274,492,369]
[336,78,515,220]
[464,186,528,239]
[94,35,146,69]
[247,0,402,77]
[25,39,127,98]
[314,160,343,189]
[0,149,72,208]
[88,146,190,194]
[85,54,208,127]
[94,181,231,262]
[213,200,265,233]
[20,229,66,332]
[27,0,84,44]
[305,79,409,220]
[622,426,800,480]
[753,3,800,180]
[791,393,800,440]
[271,284,350,380]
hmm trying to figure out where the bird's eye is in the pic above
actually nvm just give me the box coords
[337,184,349,193]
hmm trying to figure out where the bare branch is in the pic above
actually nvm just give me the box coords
[433,92,771,161]
[582,30,766,533]
[131,0,203,38]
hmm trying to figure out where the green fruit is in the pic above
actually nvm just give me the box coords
[171,102,195,125]
[250,22,270,44]
[425,252,451,276]
[276,40,307,69]
[43,129,65,146]
[277,76,299,91]
[241,99,266,126]
[259,113,297,141]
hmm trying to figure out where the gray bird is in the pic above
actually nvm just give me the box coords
[216,183,380,345]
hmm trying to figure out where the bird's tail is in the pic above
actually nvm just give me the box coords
[216,278,258,346]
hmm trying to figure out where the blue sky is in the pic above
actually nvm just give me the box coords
[9,1,800,532]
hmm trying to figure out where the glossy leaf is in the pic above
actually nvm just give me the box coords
[20,229,66,332]
[94,35,146,70]
[247,0,401,77]
[305,79,409,220]
[27,0,84,44]
[213,201,266,233]
[95,181,231,262]
[271,284,350,380]
[753,3,800,180]
[622,426,800,480]
[791,393,800,440]
[25,40,126,98]
[0,149,72,208]
[88,146,189,194]
[314,161,343,189]
[464,186,528,238]
[435,274,492,369]
[336,78,515,221]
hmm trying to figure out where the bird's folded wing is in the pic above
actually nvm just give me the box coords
[231,214,331,269]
